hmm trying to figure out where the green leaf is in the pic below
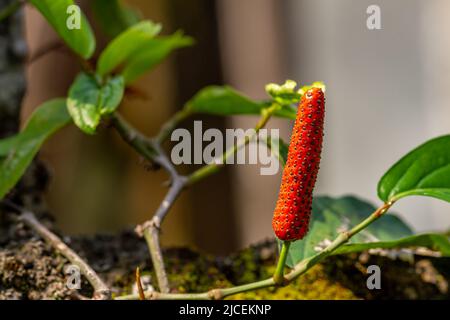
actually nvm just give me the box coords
[122,31,194,84]
[67,73,125,134]
[98,76,126,114]
[91,0,141,38]
[283,195,414,267]
[29,0,95,59]
[0,99,71,200]
[333,233,450,256]
[378,135,450,203]
[97,21,162,76]
[0,136,20,157]
[186,86,297,119]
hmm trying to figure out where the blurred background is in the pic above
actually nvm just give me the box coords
[21,0,450,254]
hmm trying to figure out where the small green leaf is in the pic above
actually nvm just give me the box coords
[91,0,141,38]
[0,99,71,199]
[122,31,194,84]
[98,76,126,114]
[333,233,450,256]
[29,0,95,59]
[67,73,125,134]
[283,196,413,267]
[186,86,267,116]
[378,135,450,203]
[97,21,162,76]
[186,86,296,119]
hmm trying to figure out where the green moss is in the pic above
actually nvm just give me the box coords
[116,245,359,300]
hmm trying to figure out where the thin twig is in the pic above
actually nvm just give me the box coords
[27,41,66,65]
[111,112,186,293]
[116,201,394,300]
[110,113,158,162]
[3,201,111,299]
[136,176,186,293]
[135,267,146,300]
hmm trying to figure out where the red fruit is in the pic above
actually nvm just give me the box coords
[272,87,325,241]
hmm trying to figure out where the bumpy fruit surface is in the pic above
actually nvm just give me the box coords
[272,87,325,241]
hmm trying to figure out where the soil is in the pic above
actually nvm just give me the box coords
[0,208,449,300]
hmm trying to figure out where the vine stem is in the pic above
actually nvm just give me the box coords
[273,241,291,285]
[116,201,394,300]
[187,105,279,186]
[2,201,111,300]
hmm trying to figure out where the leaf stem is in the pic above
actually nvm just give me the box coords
[273,241,291,285]
[155,108,193,143]
[116,201,394,300]
[187,104,279,185]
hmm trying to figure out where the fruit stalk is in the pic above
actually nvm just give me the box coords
[273,241,291,285]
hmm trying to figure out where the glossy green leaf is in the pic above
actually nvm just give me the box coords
[29,0,95,59]
[91,0,141,38]
[97,21,162,76]
[186,86,297,119]
[122,31,194,83]
[67,73,125,134]
[378,135,450,203]
[283,196,413,267]
[334,233,450,256]
[0,99,71,199]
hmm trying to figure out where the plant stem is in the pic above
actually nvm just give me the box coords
[111,113,158,162]
[187,104,279,185]
[3,202,111,299]
[273,241,291,285]
[0,0,22,23]
[116,201,394,300]
[156,108,192,143]
[112,112,188,293]
[141,225,169,293]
